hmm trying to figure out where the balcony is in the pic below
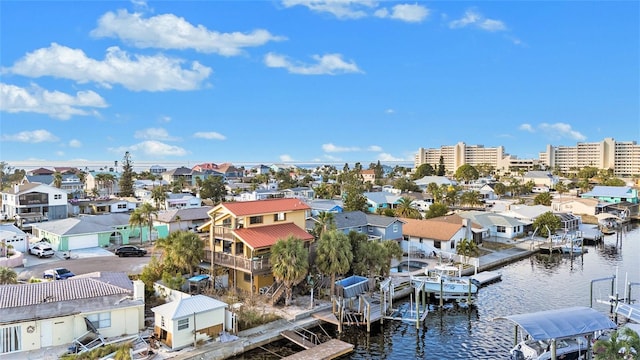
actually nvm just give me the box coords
[205,251,272,275]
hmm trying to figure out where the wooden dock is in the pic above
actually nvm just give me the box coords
[469,271,502,287]
[282,339,354,360]
[311,309,340,326]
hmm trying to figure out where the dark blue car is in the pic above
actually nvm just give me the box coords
[43,267,75,280]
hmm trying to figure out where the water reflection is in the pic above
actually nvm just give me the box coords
[230,224,639,360]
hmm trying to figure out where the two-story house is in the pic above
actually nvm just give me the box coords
[1,183,68,231]
[198,198,313,295]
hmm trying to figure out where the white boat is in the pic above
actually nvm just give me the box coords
[561,236,587,255]
[510,336,589,360]
[411,264,478,301]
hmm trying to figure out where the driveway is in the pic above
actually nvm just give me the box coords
[16,247,153,281]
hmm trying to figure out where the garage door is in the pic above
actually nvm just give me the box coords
[69,234,99,250]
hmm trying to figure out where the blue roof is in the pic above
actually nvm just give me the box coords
[188,274,210,282]
[495,306,616,341]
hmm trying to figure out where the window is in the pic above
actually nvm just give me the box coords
[244,273,251,282]
[274,212,286,222]
[117,204,127,209]
[178,318,189,331]
[451,241,455,249]
[87,312,111,329]
[249,216,263,225]
[434,241,441,249]
[0,326,21,353]
[393,224,398,232]
[497,226,506,233]
[160,316,165,328]
[54,194,62,200]
[368,227,373,233]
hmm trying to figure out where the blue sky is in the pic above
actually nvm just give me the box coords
[1,0,638,168]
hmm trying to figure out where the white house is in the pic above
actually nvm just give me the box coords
[151,294,227,350]
[1,183,68,230]
[458,211,527,240]
[552,198,599,216]
[0,224,29,254]
[399,214,482,256]
[0,273,145,356]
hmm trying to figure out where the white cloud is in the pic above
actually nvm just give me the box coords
[322,143,361,153]
[69,139,82,147]
[134,127,180,141]
[367,145,382,152]
[6,43,211,91]
[281,0,374,19]
[265,52,362,75]
[193,131,226,140]
[519,123,535,132]
[159,116,171,123]
[108,140,188,156]
[1,129,59,143]
[55,151,65,157]
[377,153,408,162]
[0,82,107,120]
[385,108,395,114]
[539,122,587,141]
[280,154,295,162]
[374,4,429,23]
[91,10,285,56]
[449,9,506,32]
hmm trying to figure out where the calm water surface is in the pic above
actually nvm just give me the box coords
[233,223,640,360]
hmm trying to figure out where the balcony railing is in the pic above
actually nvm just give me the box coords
[206,251,272,275]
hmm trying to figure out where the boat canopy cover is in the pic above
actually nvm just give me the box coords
[595,213,621,221]
[616,303,640,323]
[495,306,616,341]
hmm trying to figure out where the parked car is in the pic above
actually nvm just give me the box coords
[43,267,75,280]
[115,245,147,257]
[29,242,55,258]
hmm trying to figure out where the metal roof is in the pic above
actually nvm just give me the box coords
[151,294,227,320]
[495,306,616,341]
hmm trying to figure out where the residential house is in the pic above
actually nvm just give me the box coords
[477,183,499,201]
[216,163,243,179]
[361,169,376,183]
[0,224,28,254]
[85,171,121,197]
[402,192,434,214]
[281,187,315,200]
[0,273,145,355]
[521,171,558,188]
[581,186,639,204]
[23,174,85,198]
[414,176,457,191]
[151,294,227,351]
[552,198,600,216]
[458,211,526,241]
[251,164,271,175]
[162,167,204,188]
[30,213,169,251]
[363,191,402,214]
[500,204,552,229]
[150,164,167,175]
[1,183,68,230]
[303,199,344,216]
[198,198,313,295]
[306,211,404,242]
[400,214,481,256]
[164,193,202,210]
[155,206,213,232]
[26,167,54,176]
[70,198,136,216]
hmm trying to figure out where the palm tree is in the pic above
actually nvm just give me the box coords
[53,172,62,188]
[460,191,482,208]
[0,266,17,284]
[594,326,640,359]
[128,209,146,245]
[151,186,167,210]
[314,211,335,238]
[270,235,309,306]
[456,238,479,264]
[139,203,158,243]
[395,196,421,219]
[315,229,353,297]
[156,231,204,276]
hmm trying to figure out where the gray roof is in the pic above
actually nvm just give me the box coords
[459,211,526,228]
[304,199,344,211]
[0,274,131,309]
[496,306,616,340]
[582,186,635,198]
[364,192,402,205]
[365,214,403,227]
[414,176,457,187]
[152,294,227,320]
[156,206,213,222]
[523,171,553,178]
[32,213,131,236]
[311,211,402,230]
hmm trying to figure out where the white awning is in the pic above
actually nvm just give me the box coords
[494,306,616,341]
[595,213,621,221]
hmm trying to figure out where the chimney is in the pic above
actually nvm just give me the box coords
[463,218,472,240]
[132,280,145,302]
[13,183,19,193]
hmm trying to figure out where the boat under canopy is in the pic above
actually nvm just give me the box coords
[495,306,617,341]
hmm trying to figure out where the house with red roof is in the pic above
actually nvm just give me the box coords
[197,198,313,295]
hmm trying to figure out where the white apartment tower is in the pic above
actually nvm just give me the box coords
[539,137,639,177]
[414,142,508,173]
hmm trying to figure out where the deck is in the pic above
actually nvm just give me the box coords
[469,271,502,287]
[282,339,354,360]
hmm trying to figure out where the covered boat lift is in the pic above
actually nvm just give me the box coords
[495,306,617,360]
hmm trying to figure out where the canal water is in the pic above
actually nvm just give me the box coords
[231,223,639,360]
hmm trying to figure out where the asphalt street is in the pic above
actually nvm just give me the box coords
[15,248,153,281]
